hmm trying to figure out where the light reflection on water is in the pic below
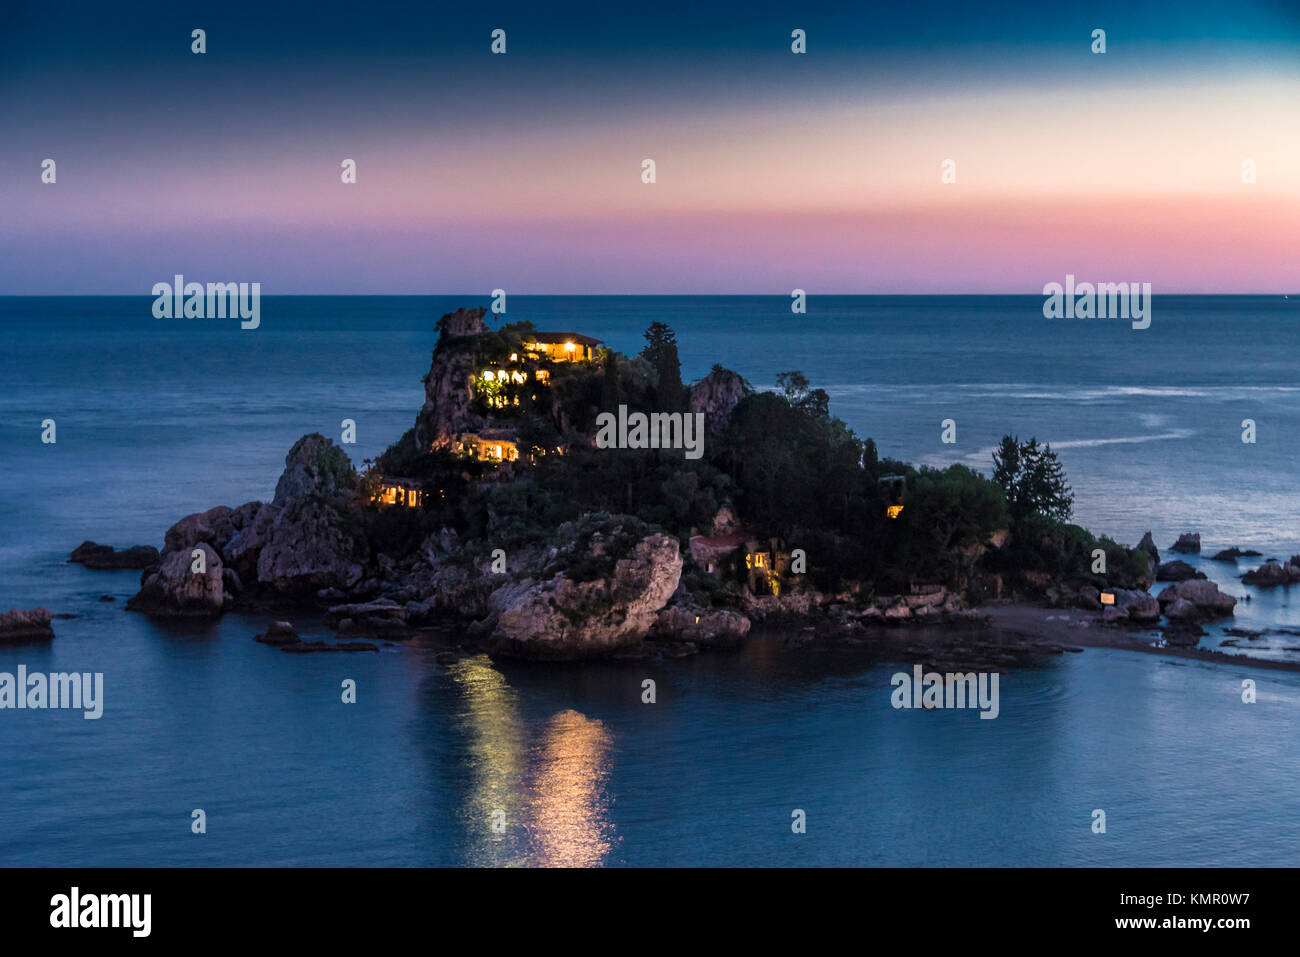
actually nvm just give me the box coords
[450,656,614,867]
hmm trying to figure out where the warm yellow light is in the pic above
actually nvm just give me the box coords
[565,341,575,352]
[887,505,904,519]
[510,353,518,361]
[1100,592,1115,605]
[482,370,494,381]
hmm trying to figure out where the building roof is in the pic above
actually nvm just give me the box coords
[528,332,603,347]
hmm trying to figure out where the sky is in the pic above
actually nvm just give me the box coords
[1,1,1298,293]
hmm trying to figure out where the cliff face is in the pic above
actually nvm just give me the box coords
[689,367,747,435]
[413,307,491,452]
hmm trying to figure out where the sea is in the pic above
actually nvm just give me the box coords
[1,295,1298,866]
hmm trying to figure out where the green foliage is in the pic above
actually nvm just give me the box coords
[992,434,1074,522]
[641,321,685,410]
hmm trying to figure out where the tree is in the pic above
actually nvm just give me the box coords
[641,321,684,410]
[776,370,829,418]
[992,435,1073,521]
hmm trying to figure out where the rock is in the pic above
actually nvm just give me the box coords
[325,598,410,636]
[688,366,747,436]
[883,603,912,620]
[1111,588,1160,622]
[434,650,459,665]
[1075,585,1102,610]
[1101,605,1128,623]
[222,502,277,580]
[651,604,752,648]
[1137,531,1160,564]
[280,640,378,654]
[1156,560,1204,582]
[488,533,683,658]
[1210,547,1262,561]
[98,595,115,602]
[222,567,243,594]
[68,541,160,570]
[1242,561,1291,587]
[255,497,367,595]
[272,434,357,506]
[1163,597,1200,621]
[127,543,224,616]
[0,607,55,641]
[1157,579,1236,618]
[255,620,300,645]
[1170,532,1201,554]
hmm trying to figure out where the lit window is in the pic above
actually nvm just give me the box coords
[887,505,904,519]
[510,353,518,361]
[482,370,494,381]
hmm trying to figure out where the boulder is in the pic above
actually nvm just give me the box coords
[127,543,224,617]
[1098,588,1159,624]
[1137,531,1160,564]
[1157,579,1236,618]
[488,533,683,658]
[255,498,367,594]
[1113,588,1161,623]
[272,434,357,506]
[1156,560,1204,582]
[68,541,160,570]
[0,607,55,641]
[651,604,751,648]
[1210,547,1262,561]
[325,598,410,636]
[1242,561,1294,587]
[1170,532,1201,554]
[223,502,277,580]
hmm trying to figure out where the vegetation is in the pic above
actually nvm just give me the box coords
[992,435,1074,522]
[361,318,1141,603]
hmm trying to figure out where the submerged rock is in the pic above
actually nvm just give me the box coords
[255,620,300,645]
[68,541,160,570]
[1210,547,1262,561]
[280,640,378,653]
[0,607,55,641]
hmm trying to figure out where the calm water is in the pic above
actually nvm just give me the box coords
[2,295,1299,866]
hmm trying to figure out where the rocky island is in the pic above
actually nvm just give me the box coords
[79,307,1251,665]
